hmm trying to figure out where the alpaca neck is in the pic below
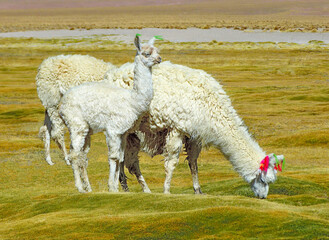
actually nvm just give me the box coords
[208,101,266,183]
[132,56,153,108]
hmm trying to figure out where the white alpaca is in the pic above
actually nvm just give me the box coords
[104,62,285,198]
[36,54,116,165]
[59,35,161,193]
[36,54,284,198]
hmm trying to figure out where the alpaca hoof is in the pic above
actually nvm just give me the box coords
[46,157,54,166]
[78,187,92,193]
[64,156,71,165]
[194,188,203,194]
[78,188,87,193]
[109,190,119,193]
[108,187,119,193]
[143,188,152,193]
[120,183,129,192]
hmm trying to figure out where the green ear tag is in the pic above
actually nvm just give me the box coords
[154,35,163,40]
[136,33,142,37]
[273,154,279,165]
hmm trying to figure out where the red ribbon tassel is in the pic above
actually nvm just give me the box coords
[274,162,282,172]
[259,156,270,173]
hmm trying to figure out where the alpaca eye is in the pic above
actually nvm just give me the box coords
[143,53,151,57]
[260,175,266,184]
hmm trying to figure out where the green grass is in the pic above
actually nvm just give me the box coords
[0,38,328,239]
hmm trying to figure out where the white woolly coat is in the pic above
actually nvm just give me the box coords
[105,61,266,182]
[36,54,116,108]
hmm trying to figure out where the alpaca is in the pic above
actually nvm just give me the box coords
[36,54,284,198]
[104,62,285,198]
[59,35,161,193]
[36,54,117,165]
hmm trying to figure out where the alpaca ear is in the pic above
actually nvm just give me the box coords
[276,154,285,170]
[148,35,163,45]
[269,153,285,171]
[148,38,155,46]
[134,34,141,53]
[276,155,284,161]
[269,154,284,163]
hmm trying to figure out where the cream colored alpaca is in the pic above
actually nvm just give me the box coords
[105,62,285,198]
[59,36,161,192]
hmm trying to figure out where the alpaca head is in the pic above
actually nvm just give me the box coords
[250,154,285,199]
[134,34,162,68]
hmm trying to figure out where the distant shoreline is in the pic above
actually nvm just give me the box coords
[0,28,328,44]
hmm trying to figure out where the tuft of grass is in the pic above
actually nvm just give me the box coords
[268,195,328,206]
[290,95,329,102]
[0,108,44,120]
[268,131,329,147]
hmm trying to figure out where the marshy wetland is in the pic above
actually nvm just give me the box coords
[0,35,328,239]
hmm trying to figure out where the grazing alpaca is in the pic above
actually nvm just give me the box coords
[36,54,116,165]
[104,62,285,198]
[58,35,161,192]
[36,54,284,198]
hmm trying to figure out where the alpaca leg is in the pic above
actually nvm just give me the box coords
[47,107,70,165]
[39,111,53,165]
[106,132,124,192]
[163,130,183,194]
[124,133,151,193]
[80,131,92,192]
[119,162,129,192]
[124,157,151,193]
[70,150,87,193]
[108,158,120,192]
[185,138,203,194]
[69,124,90,193]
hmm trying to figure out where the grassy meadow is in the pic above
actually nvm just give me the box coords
[0,38,328,239]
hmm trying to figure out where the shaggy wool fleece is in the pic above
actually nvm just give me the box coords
[105,61,267,181]
[36,54,116,108]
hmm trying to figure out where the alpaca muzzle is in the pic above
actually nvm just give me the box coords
[156,57,162,64]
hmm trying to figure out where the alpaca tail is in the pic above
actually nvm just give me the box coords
[38,124,47,141]
[39,110,54,165]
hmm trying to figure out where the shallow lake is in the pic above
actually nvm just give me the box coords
[0,28,328,43]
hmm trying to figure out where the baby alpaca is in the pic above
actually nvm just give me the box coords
[59,35,161,193]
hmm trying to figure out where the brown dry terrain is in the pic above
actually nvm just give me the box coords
[0,0,328,32]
